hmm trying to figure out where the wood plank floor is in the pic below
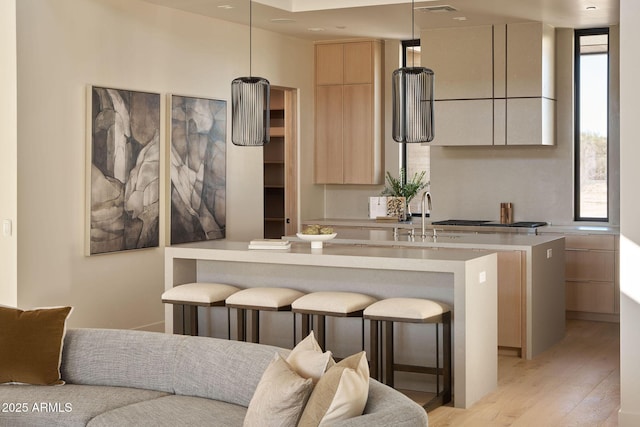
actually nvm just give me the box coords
[426,319,620,426]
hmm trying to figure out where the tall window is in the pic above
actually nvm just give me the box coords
[400,40,431,214]
[575,29,609,221]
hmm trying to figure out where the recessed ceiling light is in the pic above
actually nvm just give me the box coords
[217,4,234,10]
[307,27,326,32]
[271,18,296,24]
[453,16,467,21]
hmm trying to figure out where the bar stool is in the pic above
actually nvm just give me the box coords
[364,297,452,411]
[292,291,377,356]
[225,287,304,345]
[161,282,240,337]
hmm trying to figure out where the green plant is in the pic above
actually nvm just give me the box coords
[381,169,428,203]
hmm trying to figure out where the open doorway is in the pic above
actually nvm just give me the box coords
[263,87,297,238]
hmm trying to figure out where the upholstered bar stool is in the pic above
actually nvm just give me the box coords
[225,287,304,345]
[364,298,452,411]
[161,282,240,337]
[291,291,377,355]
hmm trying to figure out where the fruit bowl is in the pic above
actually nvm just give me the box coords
[296,232,337,249]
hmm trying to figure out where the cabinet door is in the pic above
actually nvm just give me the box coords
[566,281,616,313]
[565,250,615,282]
[343,84,374,184]
[316,44,344,85]
[431,99,494,146]
[506,97,555,146]
[344,42,373,84]
[314,85,343,183]
[422,26,494,100]
[506,22,555,99]
[497,251,524,349]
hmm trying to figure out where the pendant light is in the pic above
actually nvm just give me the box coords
[392,0,434,143]
[231,0,270,146]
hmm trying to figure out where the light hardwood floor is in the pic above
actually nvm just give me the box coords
[427,319,620,426]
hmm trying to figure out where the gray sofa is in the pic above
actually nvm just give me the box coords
[0,328,428,426]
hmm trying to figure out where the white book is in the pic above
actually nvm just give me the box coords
[248,239,291,250]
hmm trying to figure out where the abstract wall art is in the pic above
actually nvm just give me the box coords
[87,86,160,255]
[170,95,226,244]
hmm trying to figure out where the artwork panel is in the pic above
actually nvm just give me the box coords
[170,95,227,245]
[87,86,160,255]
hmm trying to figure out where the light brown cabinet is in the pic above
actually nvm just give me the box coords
[564,234,619,319]
[314,40,382,184]
[497,251,525,351]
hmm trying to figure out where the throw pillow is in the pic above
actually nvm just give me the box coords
[285,331,334,384]
[0,305,73,385]
[244,354,314,427]
[297,351,370,427]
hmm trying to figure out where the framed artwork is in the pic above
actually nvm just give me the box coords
[170,95,226,244]
[86,86,160,255]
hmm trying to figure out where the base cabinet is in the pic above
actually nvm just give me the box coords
[563,234,619,320]
[497,251,525,350]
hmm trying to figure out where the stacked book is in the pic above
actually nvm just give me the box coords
[248,239,291,250]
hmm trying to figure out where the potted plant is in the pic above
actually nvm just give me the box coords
[381,169,428,217]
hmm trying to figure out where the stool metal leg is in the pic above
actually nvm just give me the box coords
[236,308,246,341]
[249,309,259,343]
[369,319,379,380]
[443,311,452,405]
[186,305,198,336]
[317,315,326,350]
[384,320,394,387]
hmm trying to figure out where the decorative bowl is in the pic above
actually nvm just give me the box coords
[296,232,337,249]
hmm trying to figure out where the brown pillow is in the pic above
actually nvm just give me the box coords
[0,305,73,385]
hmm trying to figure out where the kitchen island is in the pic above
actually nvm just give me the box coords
[165,240,498,409]
[298,222,567,360]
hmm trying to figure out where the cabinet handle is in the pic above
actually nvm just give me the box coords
[286,218,291,224]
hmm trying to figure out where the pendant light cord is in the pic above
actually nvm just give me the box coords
[249,0,253,77]
[411,0,415,67]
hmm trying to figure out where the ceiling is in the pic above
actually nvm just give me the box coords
[141,0,619,40]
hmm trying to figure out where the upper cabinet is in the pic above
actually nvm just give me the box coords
[422,22,556,146]
[314,40,383,185]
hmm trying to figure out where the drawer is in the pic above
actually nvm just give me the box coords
[566,281,616,314]
[564,234,615,251]
[565,250,615,282]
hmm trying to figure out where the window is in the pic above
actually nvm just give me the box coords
[400,40,431,214]
[575,29,609,221]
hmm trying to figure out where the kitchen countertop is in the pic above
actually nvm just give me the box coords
[291,227,563,251]
[303,218,620,235]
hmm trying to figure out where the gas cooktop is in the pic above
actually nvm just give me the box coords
[432,220,547,228]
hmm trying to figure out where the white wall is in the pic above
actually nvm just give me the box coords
[0,0,18,308]
[618,1,640,424]
[16,0,316,330]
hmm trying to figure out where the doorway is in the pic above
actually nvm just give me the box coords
[263,87,297,238]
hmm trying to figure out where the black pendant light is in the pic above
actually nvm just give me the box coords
[392,0,434,143]
[232,0,270,146]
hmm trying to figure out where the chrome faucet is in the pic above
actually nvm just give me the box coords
[420,191,432,238]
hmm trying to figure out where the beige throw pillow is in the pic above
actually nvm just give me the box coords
[285,331,334,384]
[244,354,314,427]
[0,305,73,385]
[298,351,370,426]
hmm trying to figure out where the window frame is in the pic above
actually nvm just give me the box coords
[574,27,610,222]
